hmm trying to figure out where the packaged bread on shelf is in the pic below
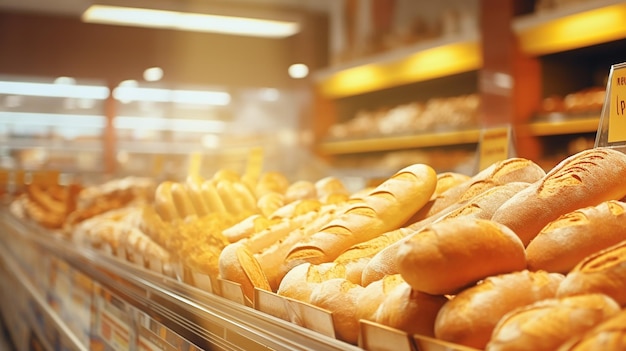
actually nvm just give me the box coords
[526,200,626,273]
[491,147,626,246]
[485,294,621,351]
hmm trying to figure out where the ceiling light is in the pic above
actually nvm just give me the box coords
[115,116,226,133]
[143,67,164,82]
[82,5,301,38]
[113,86,231,106]
[0,81,110,100]
[288,63,309,79]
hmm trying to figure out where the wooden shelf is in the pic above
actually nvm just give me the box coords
[318,117,601,156]
[312,31,481,99]
[513,0,626,56]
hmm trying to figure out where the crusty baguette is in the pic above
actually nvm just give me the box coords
[491,148,626,246]
[526,200,626,273]
[431,171,471,199]
[170,182,196,219]
[284,180,317,203]
[486,294,621,351]
[283,164,437,269]
[217,242,272,302]
[557,240,626,306]
[361,181,529,286]
[221,214,272,243]
[560,309,626,351]
[397,218,526,295]
[154,181,179,221]
[308,278,364,345]
[355,274,405,322]
[276,262,347,303]
[435,270,564,349]
[409,158,545,224]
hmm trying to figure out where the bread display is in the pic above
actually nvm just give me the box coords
[11,146,626,349]
[491,147,626,246]
[396,218,526,295]
[526,200,626,273]
[557,240,626,306]
[486,294,621,351]
[434,270,564,349]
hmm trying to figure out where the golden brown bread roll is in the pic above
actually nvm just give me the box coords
[373,281,447,337]
[314,176,349,201]
[486,294,621,351]
[410,158,545,223]
[557,240,626,306]
[431,171,471,199]
[491,148,626,246]
[526,200,626,273]
[255,171,290,198]
[256,192,285,217]
[170,182,196,219]
[284,180,317,203]
[308,278,364,344]
[221,214,272,243]
[154,181,179,221]
[284,164,437,270]
[560,309,626,351]
[355,274,405,322]
[361,182,529,286]
[434,270,564,349]
[217,242,272,302]
[277,262,347,303]
[397,218,526,295]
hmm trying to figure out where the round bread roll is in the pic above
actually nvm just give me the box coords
[561,309,626,351]
[434,270,564,349]
[526,200,626,273]
[491,148,626,246]
[397,218,526,295]
[309,278,364,345]
[154,181,179,221]
[373,281,447,337]
[486,294,621,351]
[285,180,317,203]
[557,240,626,306]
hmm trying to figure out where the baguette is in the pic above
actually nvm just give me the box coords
[486,294,621,351]
[409,158,545,223]
[434,270,564,349]
[284,164,437,269]
[526,200,626,273]
[491,148,626,246]
[277,262,347,303]
[560,309,626,351]
[557,240,626,306]
[355,274,405,322]
[217,242,271,302]
[154,181,179,221]
[361,181,529,286]
[397,218,526,295]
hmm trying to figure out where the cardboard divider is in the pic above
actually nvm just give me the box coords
[412,334,482,351]
[358,320,415,351]
[218,278,249,306]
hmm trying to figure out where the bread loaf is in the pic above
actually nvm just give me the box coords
[361,182,528,286]
[277,262,347,303]
[397,218,526,295]
[410,158,545,223]
[308,278,364,344]
[355,274,405,322]
[221,214,272,243]
[526,200,626,273]
[373,281,447,337]
[434,270,564,349]
[284,164,437,269]
[491,148,626,246]
[486,294,621,351]
[217,242,272,302]
[560,309,626,351]
[431,172,471,199]
[284,180,317,203]
[557,240,626,306]
[154,181,179,221]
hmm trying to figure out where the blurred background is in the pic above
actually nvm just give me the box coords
[0,0,623,187]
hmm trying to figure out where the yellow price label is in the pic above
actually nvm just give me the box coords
[479,126,510,171]
[608,67,626,143]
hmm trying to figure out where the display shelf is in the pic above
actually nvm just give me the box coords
[313,31,481,99]
[317,117,600,156]
[513,0,626,56]
[0,211,363,351]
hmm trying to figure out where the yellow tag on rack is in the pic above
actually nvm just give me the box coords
[187,152,202,178]
[478,126,511,171]
[608,66,626,143]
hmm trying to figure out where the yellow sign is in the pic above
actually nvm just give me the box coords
[608,66,626,143]
[187,152,203,178]
[479,126,510,171]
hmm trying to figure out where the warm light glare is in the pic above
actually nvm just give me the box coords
[113,86,231,106]
[82,5,300,38]
[115,116,226,133]
[143,67,164,82]
[515,4,626,55]
[288,63,309,79]
[0,81,110,100]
